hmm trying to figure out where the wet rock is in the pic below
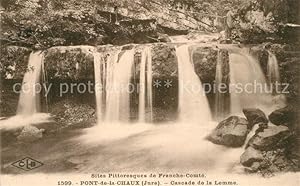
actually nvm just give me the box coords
[243,108,268,129]
[0,85,19,117]
[44,46,95,80]
[17,126,45,142]
[157,33,172,42]
[266,44,300,108]
[240,147,264,167]
[272,155,292,171]
[241,146,297,174]
[247,125,291,150]
[254,122,269,134]
[192,47,219,85]
[268,106,296,126]
[49,100,96,125]
[240,109,298,174]
[261,149,296,174]
[64,104,95,124]
[151,44,177,78]
[250,162,261,172]
[207,116,249,147]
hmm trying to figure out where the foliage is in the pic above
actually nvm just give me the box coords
[0,46,31,79]
[0,0,161,48]
[0,0,298,47]
[232,0,299,43]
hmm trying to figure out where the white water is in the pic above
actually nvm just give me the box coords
[169,33,220,43]
[104,50,121,121]
[229,50,274,115]
[2,45,295,183]
[17,52,43,115]
[79,122,242,172]
[0,52,52,130]
[81,45,221,173]
[214,50,225,120]
[93,52,103,121]
[146,47,153,122]
[267,51,280,92]
[0,113,52,130]
[94,47,153,123]
[105,49,135,122]
[176,45,212,123]
[138,47,153,123]
[266,51,287,109]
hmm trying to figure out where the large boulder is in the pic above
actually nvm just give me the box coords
[207,116,249,147]
[243,108,268,129]
[240,147,264,167]
[247,125,291,150]
[268,106,297,126]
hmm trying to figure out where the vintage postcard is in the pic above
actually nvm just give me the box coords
[0,0,299,186]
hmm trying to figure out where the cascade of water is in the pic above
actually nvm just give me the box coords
[93,52,103,121]
[176,45,212,123]
[267,51,287,108]
[41,52,49,112]
[267,51,280,92]
[214,50,226,120]
[138,49,146,122]
[138,47,153,122]
[229,50,273,114]
[105,49,135,122]
[146,47,153,122]
[17,52,43,115]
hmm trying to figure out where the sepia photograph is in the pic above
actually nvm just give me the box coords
[0,0,299,185]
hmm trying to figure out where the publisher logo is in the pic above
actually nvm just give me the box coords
[12,157,43,171]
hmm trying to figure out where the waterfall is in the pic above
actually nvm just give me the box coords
[229,50,273,114]
[138,47,153,123]
[267,51,280,92]
[93,52,103,121]
[214,51,226,120]
[17,52,43,115]
[146,47,153,122]
[104,49,135,122]
[176,45,212,123]
[0,51,51,130]
[94,48,138,123]
[267,51,286,108]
